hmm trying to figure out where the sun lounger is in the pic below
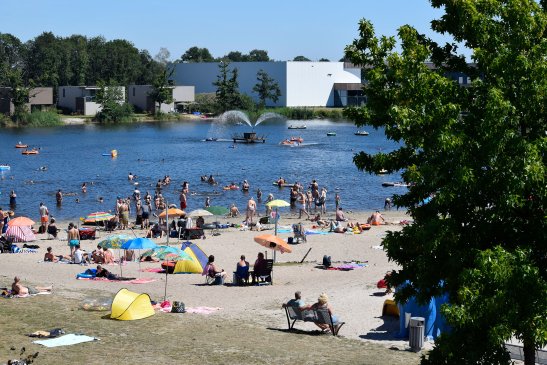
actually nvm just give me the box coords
[284,306,345,336]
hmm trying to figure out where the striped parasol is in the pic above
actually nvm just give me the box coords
[84,211,115,223]
[6,225,36,242]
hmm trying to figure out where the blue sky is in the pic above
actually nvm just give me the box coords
[1,0,464,61]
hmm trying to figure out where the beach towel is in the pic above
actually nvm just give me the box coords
[327,263,368,271]
[33,334,98,347]
[77,277,155,284]
[304,230,331,235]
[184,306,222,314]
[141,267,164,273]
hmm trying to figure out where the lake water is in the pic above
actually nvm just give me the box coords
[0,118,404,221]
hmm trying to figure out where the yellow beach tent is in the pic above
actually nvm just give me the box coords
[173,241,208,274]
[110,288,155,321]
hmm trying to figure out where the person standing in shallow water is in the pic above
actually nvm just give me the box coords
[9,190,16,208]
[56,189,63,205]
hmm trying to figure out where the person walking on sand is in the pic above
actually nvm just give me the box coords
[298,191,310,219]
[67,223,80,257]
[246,197,256,225]
[39,202,49,233]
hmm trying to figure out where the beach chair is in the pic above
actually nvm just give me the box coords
[259,216,273,230]
[204,264,225,285]
[254,259,274,285]
[292,223,306,243]
[233,265,250,286]
[315,308,345,336]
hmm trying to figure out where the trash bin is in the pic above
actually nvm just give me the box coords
[409,317,425,351]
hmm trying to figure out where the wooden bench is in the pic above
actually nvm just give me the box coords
[284,306,345,336]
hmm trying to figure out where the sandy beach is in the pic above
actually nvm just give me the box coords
[0,209,419,363]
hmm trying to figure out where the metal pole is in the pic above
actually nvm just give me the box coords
[166,199,169,247]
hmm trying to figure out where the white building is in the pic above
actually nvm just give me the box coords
[127,85,195,113]
[57,86,125,116]
[171,61,364,107]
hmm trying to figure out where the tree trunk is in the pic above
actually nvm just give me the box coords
[523,338,536,365]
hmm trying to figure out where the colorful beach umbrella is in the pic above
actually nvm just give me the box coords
[7,216,35,227]
[205,206,229,216]
[265,199,290,235]
[265,199,291,208]
[158,208,185,219]
[6,225,36,242]
[187,209,213,218]
[254,234,292,254]
[84,211,115,223]
[98,234,132,249]
[143,246,193,301]
[121,237,157,250]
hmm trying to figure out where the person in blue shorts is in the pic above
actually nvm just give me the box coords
[67,223,80,257]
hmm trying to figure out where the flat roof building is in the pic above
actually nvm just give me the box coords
[171,61,365,108]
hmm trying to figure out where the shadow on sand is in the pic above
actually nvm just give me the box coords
[359,315,403,342]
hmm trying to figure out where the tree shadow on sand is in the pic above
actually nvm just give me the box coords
[359,315,403,342]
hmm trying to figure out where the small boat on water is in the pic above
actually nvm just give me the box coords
[327,132,337,136]
[290,136,304,143]
[205,138,218,142]
[15,143,28,148]
[355,131,369,136]
[0,165,10,171]
[22,149,39,155]
[288,125,307,130]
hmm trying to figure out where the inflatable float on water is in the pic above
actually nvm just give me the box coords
[0,165,10,171]
[223,185,240,190]
[22,149,39,155]
[15,143,28,148]
[102,150,118,157]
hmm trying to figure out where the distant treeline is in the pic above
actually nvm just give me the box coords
[0,31,342,89]
[0,32,165,89]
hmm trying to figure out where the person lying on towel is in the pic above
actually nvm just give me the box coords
[95,265,134,281]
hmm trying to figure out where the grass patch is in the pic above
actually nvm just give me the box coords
[0,290,420,365]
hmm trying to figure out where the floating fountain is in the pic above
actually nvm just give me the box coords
[207,110,286,143]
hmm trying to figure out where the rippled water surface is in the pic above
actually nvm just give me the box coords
[0,119,405,221]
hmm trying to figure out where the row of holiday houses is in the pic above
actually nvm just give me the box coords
[1,61,473,117]
[0,85,195,116]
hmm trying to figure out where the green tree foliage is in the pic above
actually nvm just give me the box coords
[148,67,174,114]
[293,55,311,61]
[248,49,270,62]
[213,61,242,112]
[0,33,26,84]
[25,32,63,89]
[180,46,214,63]
[6,33,162,90]
[5,68,31,122]
[225,51,245,62]
[95,80,132,122]
[252,69,281,107]
[223,49,270,62]
[344,1,546,364]
[319,58,330,62]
